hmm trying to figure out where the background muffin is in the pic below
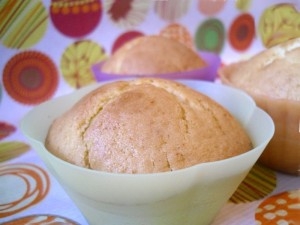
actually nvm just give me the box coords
[219,37,300,175]
[45,78,252,174]
[101,35,207,75]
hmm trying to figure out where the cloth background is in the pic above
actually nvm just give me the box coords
[1,0,299,224]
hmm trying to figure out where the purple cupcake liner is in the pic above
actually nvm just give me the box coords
[91,51,221,82]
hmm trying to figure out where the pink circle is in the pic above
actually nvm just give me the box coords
[50,0,102,38]
[106,0,150,28]
[154,0,190,21]
[198,0,226,16]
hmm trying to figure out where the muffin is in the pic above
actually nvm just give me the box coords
[45,78,252,174]
[219,37,300,175]
[101,35,207,75]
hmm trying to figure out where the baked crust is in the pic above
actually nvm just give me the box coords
[45,78,252,174]
[219,37,300,101]
[219,38,300,175]
[101,35,206,75]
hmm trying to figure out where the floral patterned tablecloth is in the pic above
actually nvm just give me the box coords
[1,0,299,224]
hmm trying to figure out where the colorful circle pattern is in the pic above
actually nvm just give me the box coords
[105,0,150,28]
[255,189,300,225]
[229,13,255,51]
[230,163,276,203]
[154,0,190,21]
[235,0,252,11]
[2,214,80,225]
[195,18,225,53]
[0,142,30,162]
[50,0,102,38]
[3,51,58,105]
[1,1,300,224]
[198,0,227,16]
[0,123,16,141]
[60,40,107,88]
[0,0,48,49]
[258,3,300,48]
[0,163,50,218]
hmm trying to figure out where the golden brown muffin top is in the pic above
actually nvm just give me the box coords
[45,78,252,174]
[219,37,300,101]
[101,35,206,75]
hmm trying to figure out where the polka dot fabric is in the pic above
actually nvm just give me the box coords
[1,0,299,224]
[255,190,300,225]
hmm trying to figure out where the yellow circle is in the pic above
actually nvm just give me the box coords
[0,0,48,49]
[60,40,107,88]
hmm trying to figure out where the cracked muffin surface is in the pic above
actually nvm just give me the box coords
[45,78,252,174]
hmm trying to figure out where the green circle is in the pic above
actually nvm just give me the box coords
[195,18,225,53]
[204,29,219,50]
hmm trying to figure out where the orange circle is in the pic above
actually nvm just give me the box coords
[0,163,50,218]
[3,51,58,105]
[255,189,300,224]
[229,13,255,51]
[2,215,80,225]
